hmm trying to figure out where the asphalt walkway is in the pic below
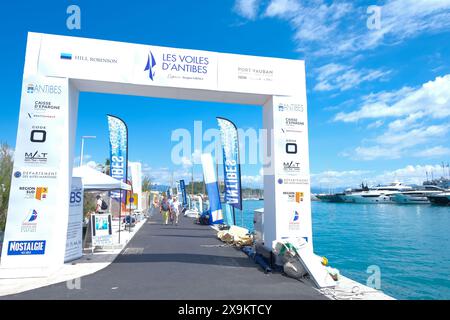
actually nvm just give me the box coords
[2,214,326,300]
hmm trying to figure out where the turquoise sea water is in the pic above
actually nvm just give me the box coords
[236,200,450,300]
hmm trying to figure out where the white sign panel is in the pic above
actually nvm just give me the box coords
[217,53,305,96]
[65,177,83,262]
[91,214,113,247]
[0,75,70,267]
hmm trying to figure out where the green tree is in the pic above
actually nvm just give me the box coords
[142,175,152,192]
[0,143,13,231]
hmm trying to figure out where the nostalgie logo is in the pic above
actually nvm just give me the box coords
[19,186,48,200]
[144,51,157,81]
[7,240,46,255]
[26,83,62,95]
[21,209,39,233]
[24,151,48,164]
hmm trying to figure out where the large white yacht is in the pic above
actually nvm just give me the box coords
[392,185,445,204]
[342,182,413,204]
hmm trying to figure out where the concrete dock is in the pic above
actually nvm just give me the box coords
[1,214,327,300]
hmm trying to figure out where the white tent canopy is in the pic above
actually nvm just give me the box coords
[73,166,131,191]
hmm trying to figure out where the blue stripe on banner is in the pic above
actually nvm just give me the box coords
[206,182,223,224]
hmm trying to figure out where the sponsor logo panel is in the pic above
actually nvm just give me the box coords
[7,240,46,255]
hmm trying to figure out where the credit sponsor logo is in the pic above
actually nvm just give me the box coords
[26,84,62,95]
[7,240,46,255]
[144,50,157,80]
[237,66,273,82]
[285,143,297,154]
[60,52,72,60]
[24,151,48,164]
[278,103,304,112]
[13,170,57,179]
[283,160,301,173]
[60,52,118,64]
[278,177,310,185]
[70,187,82,206]
[18,186,48,200]
[283,191,304,203]
[30,129,46,143]
[21,209,39,233]
[289,210,300,231]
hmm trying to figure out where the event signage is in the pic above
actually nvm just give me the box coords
[216,117,242,211]
[0,75,70,268]
[179,179,187,206]
[107,115,128,202]
[3,33,313,269]
[91,214,113,247]
[200,153,223,224]
[64,177,83,262]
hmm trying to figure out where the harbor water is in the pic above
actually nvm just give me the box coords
[238,200,450,300]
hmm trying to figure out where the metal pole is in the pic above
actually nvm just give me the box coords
[80,138,85,166]
[118,189,122,244]
[232,206,236,225]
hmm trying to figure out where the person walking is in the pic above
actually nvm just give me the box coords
[95,195,107,214]
[170,196,181,225]
[160,194,171,225]
[150,195,160,217]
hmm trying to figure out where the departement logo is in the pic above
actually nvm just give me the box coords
[144,50,157,81]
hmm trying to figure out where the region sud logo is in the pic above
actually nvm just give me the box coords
[144,50,157,81]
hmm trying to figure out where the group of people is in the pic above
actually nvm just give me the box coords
[152,194,181,225]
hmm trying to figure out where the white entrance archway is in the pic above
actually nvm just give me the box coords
[1,33,312,268]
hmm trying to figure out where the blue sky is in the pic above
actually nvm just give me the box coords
[1,0,450,188]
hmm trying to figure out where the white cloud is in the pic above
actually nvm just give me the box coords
[367,120,384,129]
[415,146,450,158]
[314,63,391,92]
[334,75,450,160]
[374,164,450,186]
[264,0,300,18]
[234,0,261,20]
[235,0,450,56]
[352,146,402,161]
[335,74,450,122]
[311,169,372,188]
[241,168,263,188]
[312,163,450,188]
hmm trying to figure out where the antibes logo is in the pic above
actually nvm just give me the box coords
[27,84,62,95]
[144,51,157,81]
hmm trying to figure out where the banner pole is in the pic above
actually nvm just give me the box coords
[119,189,121,244]
[232,206,236,225]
